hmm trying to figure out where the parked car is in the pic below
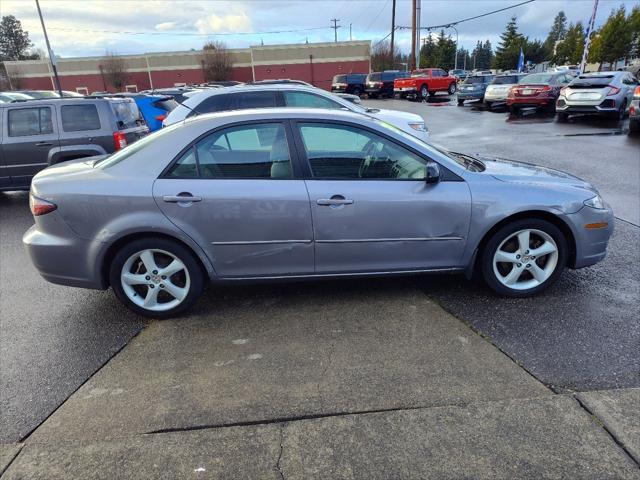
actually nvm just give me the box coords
[248,79,313,87]
[0,97,148,191]
[61,91,84,97]
[506,72,573,115]
[163,84,429,142]
[394,69,458,100]
[365,70,410,98]
[139,87,196,104]
[629,85,640,135]
[556,71,639,121]
[0,92,34,103]
[484,74,527,109]
[334,93,362,104]
[456,74,495,105]
[24,108,613,317]
[449,69,469,82]
[14,90,60,99]
[131,94,179,131]
[330,74,368,96]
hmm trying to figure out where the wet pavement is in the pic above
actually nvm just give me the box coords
[0,95,638,448]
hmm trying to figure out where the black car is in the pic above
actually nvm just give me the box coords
[330,73,367,96]
[0,97,148,191]
[365,70,410,98]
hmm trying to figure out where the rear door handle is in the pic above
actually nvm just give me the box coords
[35,142,53,147]
[163,194,202,203]
[317,196,354,206]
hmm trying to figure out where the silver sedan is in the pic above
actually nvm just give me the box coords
[24,108,614,317]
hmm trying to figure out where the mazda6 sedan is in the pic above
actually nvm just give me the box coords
[24,108,614,318]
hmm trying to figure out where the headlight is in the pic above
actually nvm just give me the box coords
[584,195,605,209]
[409,122,427,132]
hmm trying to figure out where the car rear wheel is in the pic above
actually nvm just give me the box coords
[457,99,464,106]
[481,219,567,297]
[557,112,568,122]
[352,87,362,97]
[420,85,429,100]
[448,83,457,95]
[110,238,205,318]
[509,106,518,116]
[629,118,639,135]
[615,99,627,120]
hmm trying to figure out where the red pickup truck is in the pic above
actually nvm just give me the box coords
[394,68,458,100]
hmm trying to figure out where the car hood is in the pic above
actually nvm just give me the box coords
[476,154,597,192]
[369,108,424,127]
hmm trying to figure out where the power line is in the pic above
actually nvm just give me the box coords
[364,0,390,34]
[330,18,341,42]
[46,26,330,37]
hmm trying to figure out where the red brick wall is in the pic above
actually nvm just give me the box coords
[253,60,370,90]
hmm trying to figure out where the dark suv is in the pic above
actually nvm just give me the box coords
[330,73,368,96]
[365,70,409,98]
[0,97,148,191]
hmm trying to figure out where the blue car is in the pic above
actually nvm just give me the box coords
[130,95,179,131]
[457,75,495,105]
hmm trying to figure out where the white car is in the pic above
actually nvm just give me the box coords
[163,84,429,142]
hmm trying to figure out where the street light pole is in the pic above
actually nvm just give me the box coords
[448,24,459,71]
[35,0,63,96]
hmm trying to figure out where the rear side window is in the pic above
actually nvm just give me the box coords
[151,98,179,112]
[283,91,342,109]
[226,91,278,110]
[492,76,518,85]
[8,107,53,137]
[110,101,142,129]
[61,104,101,132]
[167,123,291,179]
[193,94,229,115]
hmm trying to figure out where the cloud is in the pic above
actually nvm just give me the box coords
[155,22,179,32]
[194,12,252,34]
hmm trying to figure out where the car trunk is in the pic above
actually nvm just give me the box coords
[565,76,615,102]
[110,100,149,146]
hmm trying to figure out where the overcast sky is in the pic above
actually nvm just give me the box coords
[1,0,637,58]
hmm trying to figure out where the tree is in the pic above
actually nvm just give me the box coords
[554,23,584,65]
[371,40,401,72]
[493,16,525,70]
[471,40,493,70]
[0,15,39,61]
[101,52,129,91]
[627,5,639,60]
[419,34,437,68]
[523,38,547,64]
[455,48,471,70]
[419,31,455,70]
[589,6,633,70]
[543,11,567,59]
[201,41,233,81]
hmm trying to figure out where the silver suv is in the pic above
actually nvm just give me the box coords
[556,71,639,121]
[0,97,148,191]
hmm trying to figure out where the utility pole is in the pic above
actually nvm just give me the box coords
[331,18,340,43]
[35,0,62,96]
[410,0,416,70]
[415,0,421,70]
[390,0,396,68]
[349,23,352,41]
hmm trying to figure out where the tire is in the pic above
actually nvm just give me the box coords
[557,112,568,123]
[485,101,493,110]
[545,102,556,115]
[457,99,464,106]
[352,87,362,97]
[629,118,640,135]
[448,82,457,95]
[617,99,627,120]
[509,105,518,116]
[109,238,205,318]
[368,92,378,99]
[420,84,429,100]
[481,219,568,298]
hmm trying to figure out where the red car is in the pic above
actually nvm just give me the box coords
[394,68,458,100]
[506,72,573,114]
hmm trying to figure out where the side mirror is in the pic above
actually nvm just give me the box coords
[425,161,441,184]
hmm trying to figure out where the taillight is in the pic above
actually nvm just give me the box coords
[155,114,166,121]
[559,87,568,96]
[540,85,552,92]
[607,85,620,96]
[634,86,640,97]
[507,87,516,98]
[29,194,57,216]
[630,104,635,116]
[113,131,127,151]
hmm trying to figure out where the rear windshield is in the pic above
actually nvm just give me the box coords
[463,76,485,84]
[28,91,60,99]
[491,75,520,85]
[367,73,382,82]
[151,98,179,112]
[520,73,553,84]
[110,101,143,130]
[571,75,614,88]
[333,75,347,83]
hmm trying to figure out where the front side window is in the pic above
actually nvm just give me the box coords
[226,91,278,110]
[61,104,101,132]
[167,123,291,179]
[8,107,53,137]
[283,91,342,109]
[297,123,427,180]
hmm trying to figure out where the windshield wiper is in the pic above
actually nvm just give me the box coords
[448,151,485,171]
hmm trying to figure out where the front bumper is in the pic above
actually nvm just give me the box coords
[457,90,484,100]
[566,204,615,269]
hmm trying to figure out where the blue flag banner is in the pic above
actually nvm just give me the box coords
[517,48,525,73]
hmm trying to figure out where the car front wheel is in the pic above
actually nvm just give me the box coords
[110,238,205,318]
[420,85,429,100]
[448,82,457,95]
[481,219,567,297]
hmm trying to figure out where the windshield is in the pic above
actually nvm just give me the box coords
[491,75,520,85]
[110,101,143,129]
[463,76,485,84]
[96,122,181,169]
[367,73,381,82]
[333,75,346,83]
[520,73,553,84]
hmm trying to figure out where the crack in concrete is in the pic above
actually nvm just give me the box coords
[573,395,640,468]
[0,443,24,478]
[275,423,285,480]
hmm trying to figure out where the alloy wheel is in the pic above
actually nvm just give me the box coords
[492,229,558,291]
[120,248,191,312]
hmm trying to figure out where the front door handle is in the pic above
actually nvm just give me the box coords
[35,142,53,147]
[163,194,202,203]
[317,195,354,206]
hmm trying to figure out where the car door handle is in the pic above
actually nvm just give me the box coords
[317,197,354,206]
[35,142,53,147]
[162,194,202,203]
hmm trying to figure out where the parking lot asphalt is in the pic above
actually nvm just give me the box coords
[0,95,638,451]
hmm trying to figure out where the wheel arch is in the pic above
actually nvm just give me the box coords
[100,231,212,288]
[470,210,577,276]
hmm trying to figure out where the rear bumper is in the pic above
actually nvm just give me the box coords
[331,87,347,93]
[556,100,619,114]
[567,205,615,269]
[394,87,418,94]
[457,91,484,100]
[506,97,554,107]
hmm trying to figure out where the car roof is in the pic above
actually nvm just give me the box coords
[183,83,350,103]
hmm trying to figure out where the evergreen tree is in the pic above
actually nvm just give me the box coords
[0,15,38,61]
[471,40,493,70]
[523,38,547,64]
[493,17,525,70]
[555,23,585,65]
[543,11,568,58]
[628,5,639,60]
[589,6,633,69]
[419,34,437,68]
